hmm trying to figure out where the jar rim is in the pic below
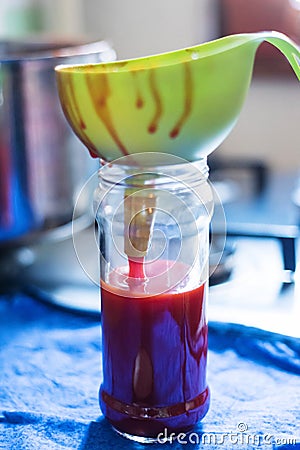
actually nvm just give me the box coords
[98,153,209,188]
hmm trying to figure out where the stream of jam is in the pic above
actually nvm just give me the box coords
[99,260,209,438]
[128,257,146,279]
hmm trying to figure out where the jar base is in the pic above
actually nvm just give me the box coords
[112,427,162,444]
[112,423,205,444]
[100,386,210,442]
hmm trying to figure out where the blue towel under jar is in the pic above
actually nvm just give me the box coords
[0,292,299,449]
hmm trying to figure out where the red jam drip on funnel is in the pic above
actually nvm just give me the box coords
[86,72,130,156]
[56,73,100,159]
[148,71,163,134]
[169,64,193,139]
[132,71,144,109]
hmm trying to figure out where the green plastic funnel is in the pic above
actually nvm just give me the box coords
[55,31,300,162]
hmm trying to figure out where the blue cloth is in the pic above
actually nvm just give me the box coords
[0,292,299,449]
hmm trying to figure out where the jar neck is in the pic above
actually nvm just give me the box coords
[98,155,209,191]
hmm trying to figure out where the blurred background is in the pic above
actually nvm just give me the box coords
[0,0,299,171]
[0,0,299,329]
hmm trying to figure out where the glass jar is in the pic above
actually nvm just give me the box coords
[94,153,213,443]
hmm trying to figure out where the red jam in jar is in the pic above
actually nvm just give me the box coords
[99,260,210,440]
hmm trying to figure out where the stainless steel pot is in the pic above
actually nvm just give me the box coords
[0,38,115,247]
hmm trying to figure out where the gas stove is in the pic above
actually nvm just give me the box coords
[208,158,299,337]
[2,159,299,337]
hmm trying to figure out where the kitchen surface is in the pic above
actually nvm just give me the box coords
[1,0,300,448]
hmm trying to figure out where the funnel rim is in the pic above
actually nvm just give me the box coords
[55,31,282,75]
